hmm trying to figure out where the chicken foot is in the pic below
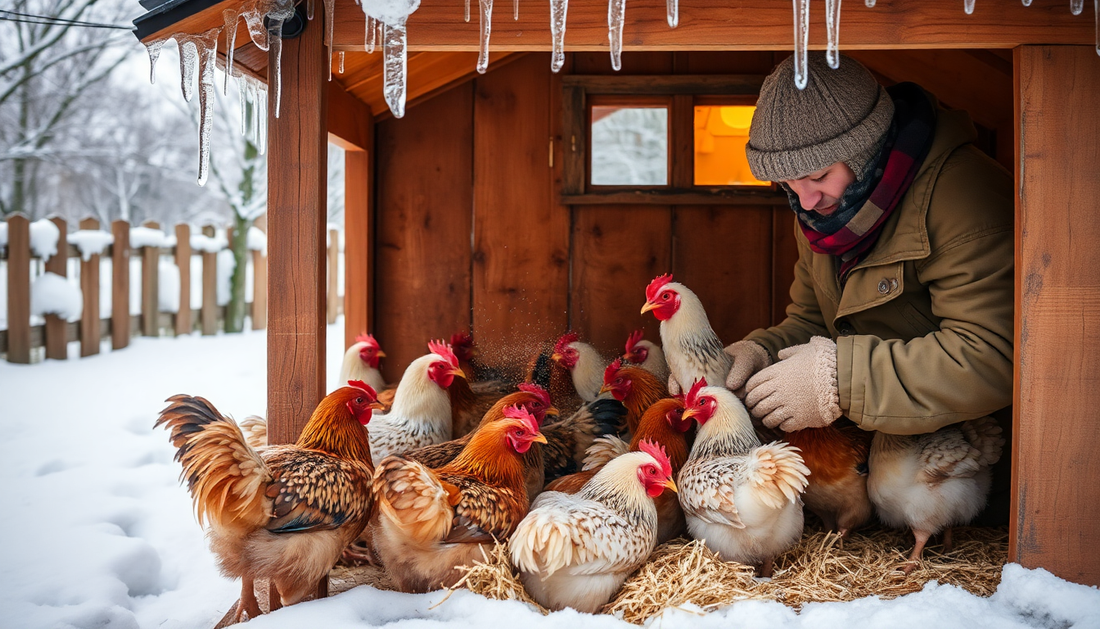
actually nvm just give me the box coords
[235,575,263,622]
[268,581,282,612]
[341,541,379,566]
[900,529,932,575]
[758,558,775,578]
[941,527,954,553]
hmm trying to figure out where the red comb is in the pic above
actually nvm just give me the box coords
[450,331,473,348]
[427,340,459,368]
[638,439,673,479]
[554,331,579,355]
[518,383,552,408]
[354,333,380,348]
[625,329,644,354]
[603,358,624,387]
[684,377,708,407]
[347,380,378,400]
[503,404,540,434]
[645,273,674,302]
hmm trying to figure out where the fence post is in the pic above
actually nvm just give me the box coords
[141,221,160,337]
[44,216,68,360]
[201,224,217,335]
[5,214,31,364]
[79,218,101,357]
[327,227,339,324]
[175,224,191,336]
[111,220,130,349]
[251,245,267,331]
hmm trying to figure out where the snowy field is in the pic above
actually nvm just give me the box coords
[1,321,1098,629]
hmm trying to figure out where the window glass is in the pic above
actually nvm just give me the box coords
[590,106,669,186]
[693,105,769,186]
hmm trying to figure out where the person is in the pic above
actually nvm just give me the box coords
[725,53,1013,448]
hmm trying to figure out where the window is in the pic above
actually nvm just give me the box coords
[590,106,669,186]
[693,105,769,187]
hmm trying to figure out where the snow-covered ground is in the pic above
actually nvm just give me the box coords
[1,321,1098,629]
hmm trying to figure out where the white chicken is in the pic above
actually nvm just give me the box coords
[621,329,669,385]
[338,333,387,392]
[551,331,612,403]
[511,441,677,613]
[677,379,810,576]
[867,416,1004,573]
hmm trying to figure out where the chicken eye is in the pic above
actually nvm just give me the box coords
[355,397,365,404]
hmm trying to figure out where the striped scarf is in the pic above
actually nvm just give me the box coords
[791,83,936,282]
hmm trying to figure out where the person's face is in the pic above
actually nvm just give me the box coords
[782,162,856,216]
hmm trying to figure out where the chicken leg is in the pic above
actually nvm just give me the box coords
[900,529,932,575]
[236,575,262,622]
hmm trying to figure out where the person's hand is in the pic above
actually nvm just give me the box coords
[723,340,772,397]
[744,336,841,432]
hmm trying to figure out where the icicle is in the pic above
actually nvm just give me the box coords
[964,0,974,15]
[195,31,219,186]
[270,19,284,118]
[366,16,378,53]
[243,5,270,51]
[465,0,471,22]
[223,8,239,95]
[792,0,810,89]
[239,75,249,138]
[865,0,874,6]
[255,79,268,154]
[338,51,346,73]
[477,0,494,74]
[825,0,841,69]
[666,0,677,28]
[144,38,166,85]
[178,39,198,102]
[550,0,568,72]
[383,20,408,118]
[1071,0,1083,15]
[1022,0,1031,5]
[325,0,336,49]
[514,0,519,20]
[608,0,626,71]
[307,0,316,20]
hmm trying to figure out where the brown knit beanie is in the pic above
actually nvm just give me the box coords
[746,53,895,182]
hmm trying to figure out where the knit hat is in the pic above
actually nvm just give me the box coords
[746,53,895,182]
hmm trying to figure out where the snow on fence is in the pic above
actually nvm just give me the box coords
[0,214,345,364]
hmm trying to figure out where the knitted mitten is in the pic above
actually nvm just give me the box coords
[743,336,841,432]
[723,340,773,395]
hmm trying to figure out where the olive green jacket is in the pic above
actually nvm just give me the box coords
[745,101,1014,435]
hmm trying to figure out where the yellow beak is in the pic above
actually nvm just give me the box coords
[640,301,659,315]
[680,407,698,423]
[599,383,612,394]
[550,352,563,362]
[532,432,548,445]
[376,350,387,358]
[544,406,561,419]
[664,478,678,493]
[451,367,467,379]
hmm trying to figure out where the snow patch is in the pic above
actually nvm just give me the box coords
[70,230,114,261]
[31,272,82,320]
[130,227,172,249]
[246,226,267,253]
[159,259,181,313]
[190,232,228,253]
[30,219,60,259]
[216,249,236,306]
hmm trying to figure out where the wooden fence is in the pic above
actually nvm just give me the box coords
[1,214,344,364]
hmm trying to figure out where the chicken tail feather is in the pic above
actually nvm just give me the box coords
[747,442,811,510]
[372,455,454,545]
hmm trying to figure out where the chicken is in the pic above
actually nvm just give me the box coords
[155,382,382,622]
[371,405,546,593]
[546,397,692,543]
[867,416,1004,574]
[641,274,732,396]
[369,340,465,461]
[551,331,611,403]
[784,421,874,541]
[622,328,669,385]
[539,397,628,483]
[339,333,387,392]
[526,342,581,413]
[600,358,669,436]
[677,379,810,576]
[511,441,677,613]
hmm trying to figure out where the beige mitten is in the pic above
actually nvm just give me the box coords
[743,336,841,432]
[723,340,772,396]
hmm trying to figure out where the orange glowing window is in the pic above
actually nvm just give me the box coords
[693,105,769,187]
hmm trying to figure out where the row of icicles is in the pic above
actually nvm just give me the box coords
[147,0,1100,185]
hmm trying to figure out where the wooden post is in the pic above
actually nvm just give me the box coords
[327,227,339,324]
[175,224,192,336]
[252,247,267,331]
[201,224,218,335]
[1012,45,1100,586]
[267,13,328,446]
[5,214,31,364]
[44,216,68,360]
[79,218,101,357]
[343,147,373,349]
[141,220,160,337]
[111,220,131,349]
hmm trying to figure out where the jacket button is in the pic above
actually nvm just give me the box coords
[837,320,854,335]
[878,279,891,294]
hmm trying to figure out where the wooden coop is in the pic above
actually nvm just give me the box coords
[133,0,1099,588]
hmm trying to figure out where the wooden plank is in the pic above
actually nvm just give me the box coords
[201,225,218,336]
[561,84,585,195]
[267,15,329,446]
[375,82,474,381]
[672,50,780,74]
[562,189,787,205]
[44,217,68,360]
[571,51,674,75]
[79,218,101,357]
[5,215,31,364]
[572,206,671,354]
[472,55,570,376]
[252,244,268,330]
[327,227,339,325]
[343,147,373,350]
[564,74,762,94]
[771,208,800,326]
[141,221,161,337]
[111,220,131,350]
[327,78,374,150]
[175,224,192,336]
[670,95,694,189]
[1012,45,1100,587]
[674,205,774,344]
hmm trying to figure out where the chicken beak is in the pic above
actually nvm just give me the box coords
[369,401,385,411]
[545,406,560,419]
[599,383,612,394]
[550,352,563,363]
[664,477,678,493]
[640,301,659,315]
[680,407,698,423]
[532,432,548,445]
[451,367,467,379]
[376,350,387,358]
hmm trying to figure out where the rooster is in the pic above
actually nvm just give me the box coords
[868,417,1004,574]
[599,358,669,436]
[511,441,677,613]
[784,421,874,541]
[641,274,732,396]
[677,379,810,576]
[551,331,611,403]
[371,405,546,593]
[622,329,669,385]
[339,333,387,392]
[155,382,382,622]
[546,397,692,543]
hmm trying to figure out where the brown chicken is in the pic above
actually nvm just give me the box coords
[371,405,546,592]
[599,358,669,436]
[784,420,874,541]
[539,397,628,484]
[545,397,693,543]
[155,382,382,622]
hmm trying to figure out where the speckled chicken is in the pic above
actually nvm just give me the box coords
[155,382,382,622]
[551,331,612,403]
[511,442,677,613]
[677,379,810,576]
[785,421,874,541]
[641,274,732,396]
[622,328,669,385]
[371,406,546,593]
[599,358,669,436]
[868,416,1004,574]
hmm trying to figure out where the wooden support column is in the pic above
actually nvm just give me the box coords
[5,214,31,364]
[267,15,329,446]
[44,216,68,360]
[201,225,218,335]
[1012,45,1100,586]
[111,220,131,349]
[141,221,161,337]
[175,224,192,336]
[79,218,101,357]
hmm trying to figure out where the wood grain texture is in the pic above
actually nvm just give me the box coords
[771,208,799,326]
[251,246,267,330]
[141,221,160,337]
[267,16,329,446]
[344,148,373,350]
[327,78,374,150]
[201,225,217,336]
[79,218,101,357]
[328,227,340,325]
[5,215,31,364]
[374,82,473,382]
[472,54,570,376]
[1013,45,1100,587]
[174,224,192,336]
[111,220,130,350]
[44,217,68,360]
